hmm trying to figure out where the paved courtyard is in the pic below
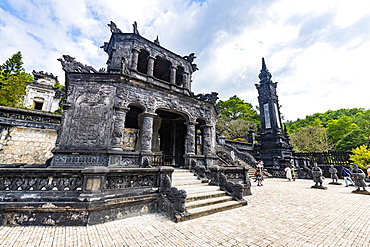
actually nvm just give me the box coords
[1,178,370,247]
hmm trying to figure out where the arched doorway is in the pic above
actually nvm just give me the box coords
[123,105,143,151]
[156,109,187,167]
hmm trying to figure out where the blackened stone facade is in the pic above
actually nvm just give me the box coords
[51,22,219,170]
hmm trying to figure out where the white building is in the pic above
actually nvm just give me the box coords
[24,71,63,112]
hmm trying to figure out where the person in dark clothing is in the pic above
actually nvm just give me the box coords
[341,166,355,187]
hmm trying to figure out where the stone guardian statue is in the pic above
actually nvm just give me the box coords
[311,163,327,189]
[351,164,369,194]
[328,165,341,185]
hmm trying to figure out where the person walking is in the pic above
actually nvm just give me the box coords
[290,166,296,181]
[341,165,355,187]
[285,166,292,181]
[256,160,264,186]
[230,150,235,161]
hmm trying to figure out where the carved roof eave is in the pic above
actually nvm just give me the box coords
[107,33,194,68]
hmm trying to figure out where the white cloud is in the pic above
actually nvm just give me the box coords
[1,0,369,121]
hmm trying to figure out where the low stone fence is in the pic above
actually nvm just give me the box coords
[0,166,174,226]
[0,106,61,164]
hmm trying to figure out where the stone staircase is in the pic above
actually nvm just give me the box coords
[172,169,247,221]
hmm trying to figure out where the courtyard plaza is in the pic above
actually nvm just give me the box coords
[1,177,369,247]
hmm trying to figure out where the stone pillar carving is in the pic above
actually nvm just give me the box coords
[147,56,155,77]
[185,121,196,154]
[139,112,156,152]
[130,47,140,71]
[202,125,212,155]
[170,66,177,85]
[111,106,130,150]
[182,72,189,89]
[152,115,162,152]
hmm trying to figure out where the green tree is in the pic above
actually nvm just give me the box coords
[216,95,259,140]
[0,52,33,107]
[0,51,24,74]
[327,115,359,146]
[290,126,332,152]
[217,95,259,123]
[335,129,370,151]
[216,115,257,139]
[349,145,370,170]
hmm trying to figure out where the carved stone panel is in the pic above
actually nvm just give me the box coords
[61,85,115,149]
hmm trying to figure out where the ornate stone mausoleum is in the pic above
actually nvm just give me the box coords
[51,21,219,170]
[0,22,251,226]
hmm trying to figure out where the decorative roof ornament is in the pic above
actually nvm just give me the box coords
[183,53,199,72]
[108,21,122,34]
[57,55,98,73]
[32,70,58,81]
[258,57,272,82]
[133,21,140,35]
[154,35,160,45]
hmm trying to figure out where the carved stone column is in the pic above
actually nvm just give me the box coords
[130,47,140,71]
[139,112,157,153]
[170,66,177,85]
[185,121,196,154]
[182,72,189,89]
[147,56,155,77]
[111,106,130,150]
[152,115,162,152]
[202,125,212,155]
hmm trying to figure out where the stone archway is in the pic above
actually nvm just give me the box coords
[155,109,187,167]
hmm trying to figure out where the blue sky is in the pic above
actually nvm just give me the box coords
[1,0,369,121]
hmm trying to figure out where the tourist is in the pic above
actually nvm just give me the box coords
[285,166,292,181]
[290,166,296,181]
[256,168,264,186]
[257,160,264,170]
[230,150,235,161]
[340,166,355,187]
[367,165,370,186]
[256,160,264,186]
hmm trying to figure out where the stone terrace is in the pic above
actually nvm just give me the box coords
[1,178,370,246]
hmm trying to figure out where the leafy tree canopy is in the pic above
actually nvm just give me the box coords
[285,108,369,151]
[216,115,257,140]
[0,52,33,107]
[327,115,359,145]
[349,145,370,170]
[290,126,332,152]
[0,51,24,74]
[215,95,259,140]
[216,95,259,123]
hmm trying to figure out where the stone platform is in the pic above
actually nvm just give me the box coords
[1,178,370,246]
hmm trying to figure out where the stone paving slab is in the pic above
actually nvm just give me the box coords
[1,178,370,246]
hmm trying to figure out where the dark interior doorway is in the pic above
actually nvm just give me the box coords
[156,109,186,167]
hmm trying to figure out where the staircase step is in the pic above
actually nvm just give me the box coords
[172,179,201,186]
[186,200,245,220]
[177,184,219,194]
[186,190,227,202]
[185,196,233,209]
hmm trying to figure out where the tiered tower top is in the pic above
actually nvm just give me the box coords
[101,21,198,95]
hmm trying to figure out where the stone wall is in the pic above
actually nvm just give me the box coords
[0,106,61,165]
[0,126,57,164]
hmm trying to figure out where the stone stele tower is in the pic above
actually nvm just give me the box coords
[254,58,293,171]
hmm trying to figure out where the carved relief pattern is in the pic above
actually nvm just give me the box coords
[186,123,196,154]
[0,176,83,191]
[53,154,108,167]
[67,86,114,148]
[105,174,157,189]
[140,114,154,151]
